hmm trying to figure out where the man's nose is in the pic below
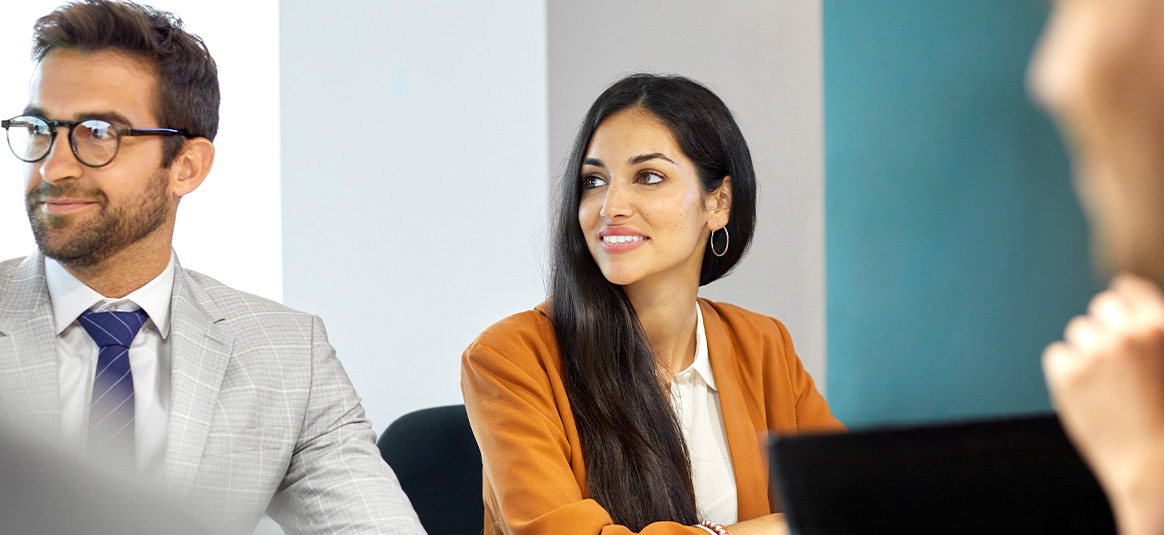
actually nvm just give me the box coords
[39,130,83,184]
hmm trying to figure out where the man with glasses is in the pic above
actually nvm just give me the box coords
[0,1,424,533]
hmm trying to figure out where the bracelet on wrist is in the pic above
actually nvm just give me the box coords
[699,520,731,535]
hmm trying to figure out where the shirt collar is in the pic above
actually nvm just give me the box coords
[45,251,176,338]
[679,303,718,391]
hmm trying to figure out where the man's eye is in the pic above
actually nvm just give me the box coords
[78,120,116,140]
[25,122,51,136]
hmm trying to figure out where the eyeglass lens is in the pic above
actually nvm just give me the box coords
[5,115,120,166]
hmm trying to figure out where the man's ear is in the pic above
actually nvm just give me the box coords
[169,137,215,198]
[706,175,732,230]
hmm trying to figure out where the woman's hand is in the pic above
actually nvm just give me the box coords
[1043,273,1164,535]
[720,513,788,535]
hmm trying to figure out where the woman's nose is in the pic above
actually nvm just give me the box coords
[599,181,632,220]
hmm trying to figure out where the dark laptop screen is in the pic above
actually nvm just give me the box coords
[769,413,1115,534]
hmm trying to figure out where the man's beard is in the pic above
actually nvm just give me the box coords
[25,172,170,269]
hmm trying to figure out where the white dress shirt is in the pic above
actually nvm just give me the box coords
[670,304,738,525]
[45,254,175,477]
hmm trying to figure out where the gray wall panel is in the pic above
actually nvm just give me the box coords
[548,0,828,390]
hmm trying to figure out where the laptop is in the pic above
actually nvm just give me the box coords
[768,413,1116,534]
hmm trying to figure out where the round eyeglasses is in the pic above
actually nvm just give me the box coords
[1,114,192,168]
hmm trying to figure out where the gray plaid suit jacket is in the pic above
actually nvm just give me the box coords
[0,254,426,534]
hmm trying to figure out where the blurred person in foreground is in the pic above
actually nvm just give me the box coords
[0,1,423,533]
[1031,1,1164,534]
[461,73,843,535]
[0,427,213,534]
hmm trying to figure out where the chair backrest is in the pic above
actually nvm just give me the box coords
[377,404,483,535]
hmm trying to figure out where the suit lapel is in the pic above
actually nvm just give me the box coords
[163,263,233,494]
[699,299,771,518]
[0,254,61,437]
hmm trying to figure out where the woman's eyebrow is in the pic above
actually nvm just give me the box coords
[629,153,675,165]
[582,157,605,167]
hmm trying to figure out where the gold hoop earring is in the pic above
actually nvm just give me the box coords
[710,227,729,257]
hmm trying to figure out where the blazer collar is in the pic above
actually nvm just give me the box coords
[0,254,61,437]
[162,260,234,493]
[699,298,772,518]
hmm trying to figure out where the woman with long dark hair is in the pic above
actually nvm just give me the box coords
[462,73,843,535]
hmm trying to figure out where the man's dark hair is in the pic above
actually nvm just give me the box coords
[32,0,219,165]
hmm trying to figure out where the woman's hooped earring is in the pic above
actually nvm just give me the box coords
[710,226,729,257]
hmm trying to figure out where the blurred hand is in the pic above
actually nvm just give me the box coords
[1044,273,1164,535]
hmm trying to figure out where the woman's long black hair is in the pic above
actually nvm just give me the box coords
[549,73,757,529]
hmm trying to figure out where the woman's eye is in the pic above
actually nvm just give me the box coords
[638,171,664,185]
[583,175,608,189]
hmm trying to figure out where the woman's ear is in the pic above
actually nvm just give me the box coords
[706,175,732,229]
[168,137,215,198]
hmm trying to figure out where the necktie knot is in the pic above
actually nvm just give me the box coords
[79,309,149,349]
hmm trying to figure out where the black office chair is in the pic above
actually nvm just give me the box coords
[377,404,484,535]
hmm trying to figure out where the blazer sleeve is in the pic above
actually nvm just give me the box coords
[266,315,426,535]
[461,315,710,535]
[773,317,844,432]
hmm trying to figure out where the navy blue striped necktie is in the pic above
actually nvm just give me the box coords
[78,308,148,466]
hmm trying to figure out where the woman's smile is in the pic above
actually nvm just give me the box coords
[599,226,650,254]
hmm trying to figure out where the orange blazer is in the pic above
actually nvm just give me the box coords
[461,299,844,535]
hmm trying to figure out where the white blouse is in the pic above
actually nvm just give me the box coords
[670,304,738,524]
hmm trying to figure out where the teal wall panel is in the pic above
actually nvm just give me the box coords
[824,1,1100,428]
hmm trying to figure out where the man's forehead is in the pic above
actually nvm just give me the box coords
[28,48,159,124]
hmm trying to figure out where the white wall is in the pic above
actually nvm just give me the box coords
[279,0,549,433]
[547,0,828,390]
[1,0,822,441]
[0,4,48,262]
[0,0,282,302]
